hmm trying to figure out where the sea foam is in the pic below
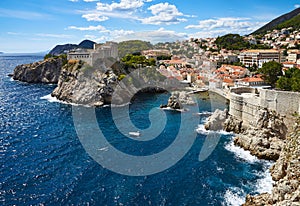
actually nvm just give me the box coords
[196,124,233,136]
[223,187,246,206]
[223,138,274,205]
[224,140,258,164]
[40,94,81,106]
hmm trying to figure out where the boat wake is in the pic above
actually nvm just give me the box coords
[160,107,187,112]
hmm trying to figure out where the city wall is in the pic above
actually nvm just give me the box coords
[229,87,300,126]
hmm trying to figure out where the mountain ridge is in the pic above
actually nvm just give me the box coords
[252,7,300,35]
[49,39,96,56]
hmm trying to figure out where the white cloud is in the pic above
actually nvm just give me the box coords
[0,8,51,20]
[185,17,252,30]
[82,13,109,21]
[69,0,79,2]
[141,3,186,25]
[67,24,134,42]
[114,28,187,43]
[185,17,266,37]
[67,25,106,31]
[7,32,24,35]
[295,4,300,8]
[84,0,99,2]
[36,33,73,38]
[96,0,151,12]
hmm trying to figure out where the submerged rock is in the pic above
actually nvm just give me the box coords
[13,57,64,83]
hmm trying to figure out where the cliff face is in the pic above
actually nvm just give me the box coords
[244,118,300,206]
[227,109,288,161]
[51,59,168,107]
[51,60,121,106]
[13,58,64,84]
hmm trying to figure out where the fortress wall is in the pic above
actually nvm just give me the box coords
[229,88,300,126]
[259,89,300,116]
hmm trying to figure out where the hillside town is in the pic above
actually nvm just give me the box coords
[151,27,300,94]
[65,27,300,98]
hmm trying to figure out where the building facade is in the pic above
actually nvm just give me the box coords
[239,49,282,68]
[67,41,118,66]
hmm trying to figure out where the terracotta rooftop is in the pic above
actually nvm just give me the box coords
[241,49,280,53]
[241,77,264,82]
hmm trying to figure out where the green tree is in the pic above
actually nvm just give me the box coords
[215,34,250,50]
[276,67,300,92]
[44,54,53,60]
[291,69,300,92]
[258,61,283,87]
[121,54,156,69]
[276,77,291,90]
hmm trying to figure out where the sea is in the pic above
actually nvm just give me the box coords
[0,55,273,206]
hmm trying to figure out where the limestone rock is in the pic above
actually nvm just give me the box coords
[244,118,300,206]
[204,109,228,131]
[13,57,63,83]
[51,60,119,106]
[223,115,244,133]
[226,109,287,161]
[160,91,195,110]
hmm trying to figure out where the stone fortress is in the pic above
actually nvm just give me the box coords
[67,41,118,66]
[229,87,300,126]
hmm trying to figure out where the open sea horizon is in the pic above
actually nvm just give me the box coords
[0,55,273,205]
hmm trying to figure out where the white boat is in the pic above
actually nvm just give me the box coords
[129,131,141,137]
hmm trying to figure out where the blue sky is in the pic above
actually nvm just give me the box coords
[0,0,299,53]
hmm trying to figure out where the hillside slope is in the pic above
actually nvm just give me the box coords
[252,8,300,34]
[49,40,96,56]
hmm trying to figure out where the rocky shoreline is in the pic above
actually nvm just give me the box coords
[12,57,168,106]
[13,57,64,84]
[160,91,195,110]
[244,118,300,205]
[205,109,299,205]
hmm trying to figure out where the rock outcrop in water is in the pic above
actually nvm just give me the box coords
[160,91,195,110]
[204,109,228,131]
[244,118,300,206]
[13,58,64,83]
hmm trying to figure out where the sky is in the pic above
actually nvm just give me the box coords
[0,0,299,53]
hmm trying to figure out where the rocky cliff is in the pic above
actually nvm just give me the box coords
[204,109,229,131]
[13,57,64,84]
[226,109,288,161]
[51,59,167,106]
[244,118,300,206]
[51,60,121,106]
[207,109,299,204]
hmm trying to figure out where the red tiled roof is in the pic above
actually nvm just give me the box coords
[242,77,264,83]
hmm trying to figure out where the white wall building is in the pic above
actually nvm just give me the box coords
[239,49,282,68]
[67,41,118,66]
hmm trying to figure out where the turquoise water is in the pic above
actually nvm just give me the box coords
[0,55,272,205]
